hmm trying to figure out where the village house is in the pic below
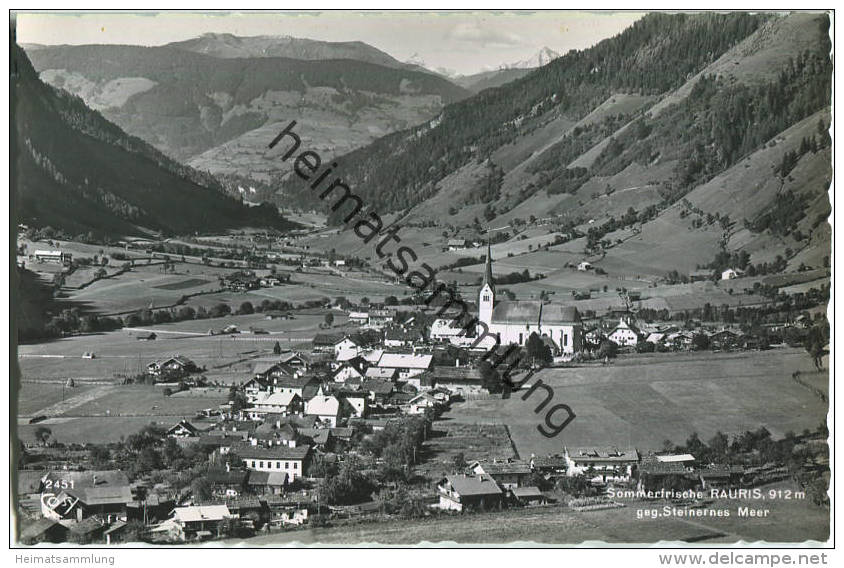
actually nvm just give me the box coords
[34,249,72,265]
[430,366,484,396]
[253,361,302,383]
[364,366,398,382]
[564,447,640,484]
[238,444,311,480]
[146,355,199,379]
[470,460,533,490]
[437,474,504,512]
[206,466,248,498]
[312,333,344,353]
[348,311,369,325]
[530,455,568,477]
[166,420,202,438]
[274,375,320,400]
[367,309,394,328]
[607,318,642,347]
[246,471,288,496]
[447,238,469,251]
[224,272,261,292]
[384,327,425,348]
[406,392,439,415]
[304,388,342,427]
[721,268,744,280]
[246,391,303,420]
[510,486,547,506]
[41,470,133,523]
[19,518,70,545]
[430,318,467,342]
[250,420,299,447]
[377,353,434,381]
[334,336,362,361]
[164,505,238,541]
[360,379,395,404]
[332,356,369,382]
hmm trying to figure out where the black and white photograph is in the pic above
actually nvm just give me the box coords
[8,7,835,553]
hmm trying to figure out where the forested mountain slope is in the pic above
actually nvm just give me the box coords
[12,44,291,237]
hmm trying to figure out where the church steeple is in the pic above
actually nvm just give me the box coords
[482,240,495,293]
[478,240,495,327]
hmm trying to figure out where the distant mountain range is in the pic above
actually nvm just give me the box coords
[165,32,427,72]
[12,44,291,237]
[25,40,468,183]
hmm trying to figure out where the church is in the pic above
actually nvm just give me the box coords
[477,243,583,356]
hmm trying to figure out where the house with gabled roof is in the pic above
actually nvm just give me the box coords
[607,318,642,347]
[146,355,199,379]
[377,353,433,381]
[41,471,133,523]
[406,392,439,415]
[304,387,341,427]
[470,459,533,490]
[332,355,369,382]
[564,447,639,484]
[437,474,504,512]
[247,391,303,420]
[166,419,202,438]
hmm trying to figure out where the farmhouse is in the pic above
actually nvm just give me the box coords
[253,361,302,382]
[478,245,582,355]
[41,471,133,523]
[170,505,237,539]
[147,355,198,379]
[721,268,744,280]
[564,447,639,484]
[437,474,504,512]
[34,250,72,265]
[470,460,533,490]
[246,471,288,496]
[166,420,202,438]
[577,261,593,271]
[607,318,642,347]
[447,238,469,251]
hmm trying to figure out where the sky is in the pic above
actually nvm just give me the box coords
[15,11,644,76]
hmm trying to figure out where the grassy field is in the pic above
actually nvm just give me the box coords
[235,479,827,544]
[441,348,828,459]
[16,309,352,393]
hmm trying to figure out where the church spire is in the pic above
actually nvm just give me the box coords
[483,240,495,292]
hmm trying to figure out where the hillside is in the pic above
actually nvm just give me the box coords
[26,44,468,182]
[281,12,830,280]
[12,44,292,237]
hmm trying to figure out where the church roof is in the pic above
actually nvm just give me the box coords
[490,301,581,325]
